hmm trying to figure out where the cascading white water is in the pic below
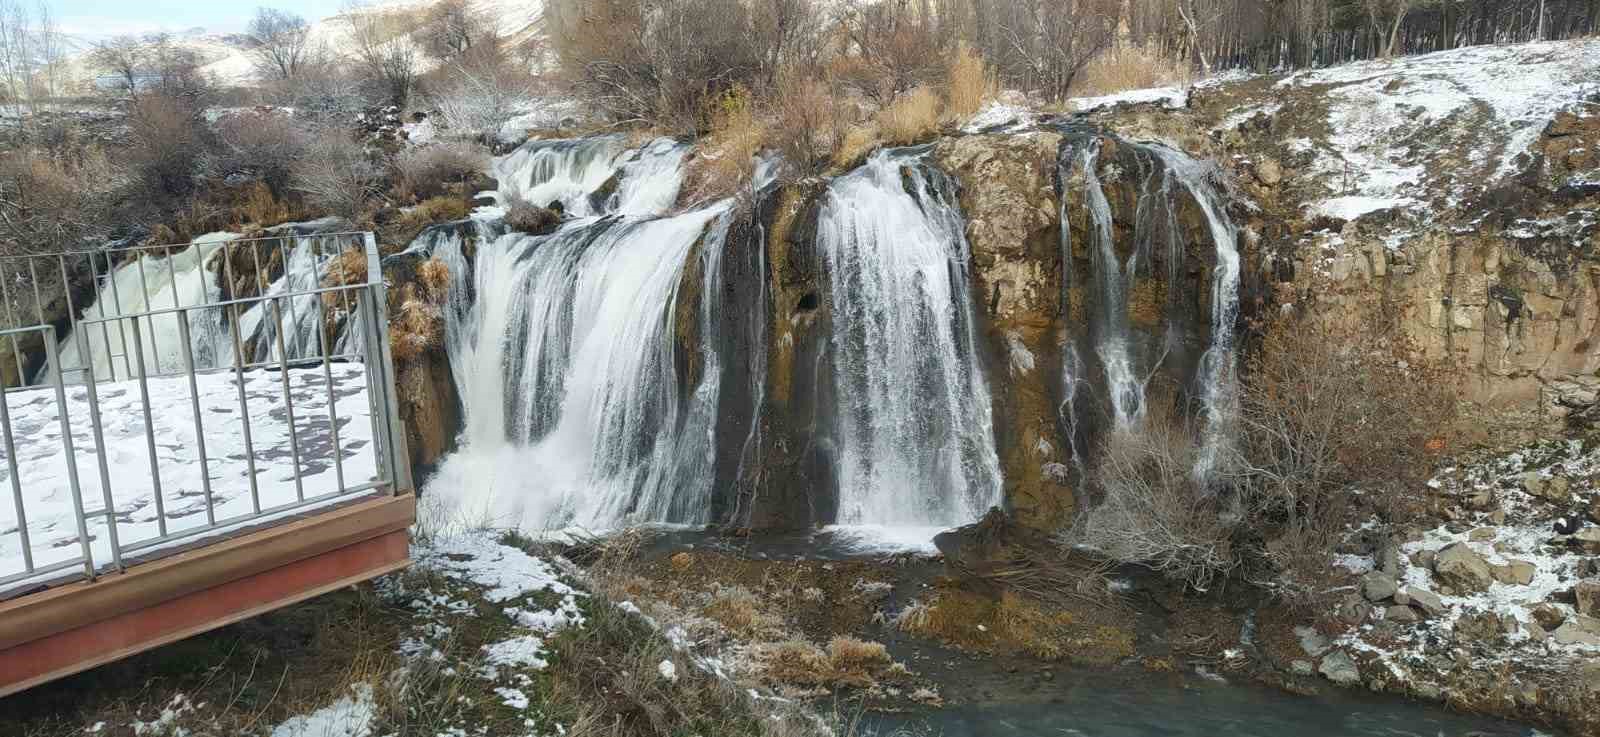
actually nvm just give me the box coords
[1057,134,1241,481]
[52,233,238,381]
[817,148,1003,529]
[1078,142,1151,430]
[50,230,364,383]
[427,136,736,530]
[491,135,627,216]
[1153,146,1241,483]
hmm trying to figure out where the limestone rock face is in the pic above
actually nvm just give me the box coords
[934,132,1074,530]
[373,250,461,472]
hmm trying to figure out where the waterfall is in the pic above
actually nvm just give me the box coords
[427,136,735,530]
[47,229,367,383]
[490,135,627,215]
[1153,146,1242,483]
[51,233,237,382]
[817,148,1003,528]
[1056,133,1241,480]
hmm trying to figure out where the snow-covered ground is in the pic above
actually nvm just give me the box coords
[1335,440,1600,684]
[1272,39,1600,222]
[0,365,377,594]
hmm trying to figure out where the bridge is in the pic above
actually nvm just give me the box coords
[0,232,415,697]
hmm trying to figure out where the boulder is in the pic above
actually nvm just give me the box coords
[1255,157,1283,186]
[1589,495,1600,525]
[1524,472,1572,503]
[1468,527,1496,542]
[1433,543,1493,592]
[1577,580,1600,617]
[1319,650,1361,686]
[1295,625,1330,657]
[1386,605,1420,624]
[1532,603,1568,631]
[1454,611,1505,644]
[1398,585,1446,617]
[1490,560,1537,586]
[1553,615,1600,646]
[1361,571,1398,602]
[1291,660,1315,676]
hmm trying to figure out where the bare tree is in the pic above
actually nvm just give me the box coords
[248,7,312,81]
[34,0,62,99]
[430,46,535,141]
[91,35,146,95]
[421,0,487,60]
[0,0,33,110]
[344,0,422,106]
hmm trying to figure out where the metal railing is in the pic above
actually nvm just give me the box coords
[0,232,410,594]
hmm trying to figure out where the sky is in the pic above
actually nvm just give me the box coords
[53,0,344,40]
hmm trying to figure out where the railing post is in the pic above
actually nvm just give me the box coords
[364,233,412,494]
[128,318,168,537]
[176,309,216,527]
[76,327,124,573]
[0,347,32,573]
[44,327,96,581]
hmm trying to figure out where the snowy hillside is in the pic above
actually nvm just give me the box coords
[60,0,545,89]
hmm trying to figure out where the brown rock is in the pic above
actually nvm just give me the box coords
[1434,543,1493,593]
[1490,560,1536,586]
[1577,580,1600,617]
[1532,603,1567,631]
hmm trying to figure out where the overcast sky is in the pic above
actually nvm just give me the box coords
[54,1,342,40]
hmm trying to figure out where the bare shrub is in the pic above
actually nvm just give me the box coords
[1070,417,1237,591]
[944,42,995,119]
[0,146,123,255]
[1073,43,1192,97]
[428,45,536,142]
[291,131,382,220]
[876,86,941,145]
[393,142,489,201]
[199,112,308,195]
[247,7,312,81]
[770,75,845,177]
[546,0,766,131]
[1230,303,1460,603]
[125,94,209,199]
[681,85,770,201]
[343,0,423,106]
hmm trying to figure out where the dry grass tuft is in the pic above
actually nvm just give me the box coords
[831,124,881,170]
[416,258,451,302]
[385,196,472,246]
[896,587,1133,665]
[502,196,562,235]
[388,298,444,364]
[945,43,996,119]
[1073,44,1192,98]
[876,86,942,146]
[704,585,784,638]
[237,181,300,227]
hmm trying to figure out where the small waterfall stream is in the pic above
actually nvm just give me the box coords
[1056,133,1242,480]
[816,148,1003,528]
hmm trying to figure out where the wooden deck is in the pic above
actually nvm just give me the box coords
[0,492,413,697]
[0,366,414,697]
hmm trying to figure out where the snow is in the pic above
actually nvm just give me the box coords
[1275,39,1600,219]
[416,532,576,603]
[657,659,678,682]
[962,101,1034,134]
[1069,86,1187,113]
[482,634,551,672]
[269,685,376,737]
[0,365,378,595]
[494,686,530,710]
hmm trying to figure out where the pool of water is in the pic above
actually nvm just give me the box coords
[865,673,1547,737]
